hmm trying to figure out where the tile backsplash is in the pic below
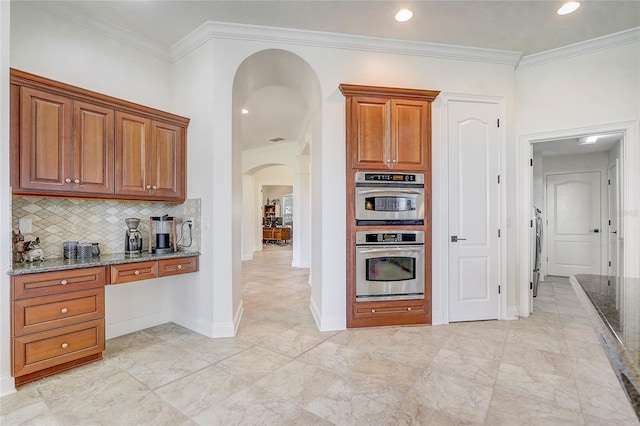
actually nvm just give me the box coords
[12,196,201,259]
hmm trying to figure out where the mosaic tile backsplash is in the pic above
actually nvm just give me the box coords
[12,196,201,259]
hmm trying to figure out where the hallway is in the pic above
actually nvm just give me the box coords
[1,248,637,424]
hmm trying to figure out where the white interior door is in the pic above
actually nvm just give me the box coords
[448,101,500,322]
[546,172,601,276]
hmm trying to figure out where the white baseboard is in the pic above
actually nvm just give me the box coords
[105,310,172,339]
[309,298,346,332]
[506,306,519,320]
[0,374,16,398]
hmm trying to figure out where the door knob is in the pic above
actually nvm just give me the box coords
[451,235,467,242]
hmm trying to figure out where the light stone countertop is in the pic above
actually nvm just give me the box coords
[8,251,201,276]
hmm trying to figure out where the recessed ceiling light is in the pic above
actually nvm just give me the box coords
[578,135,598,145]
[557,1,580,15]
[241,108,249,114]
[395,9,413,22]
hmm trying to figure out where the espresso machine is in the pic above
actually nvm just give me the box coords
[124,218,143,255]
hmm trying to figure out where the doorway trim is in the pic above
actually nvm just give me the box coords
[437,93,507,324]
[517,120,639,316]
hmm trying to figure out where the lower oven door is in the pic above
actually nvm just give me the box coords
[355,245,425,301]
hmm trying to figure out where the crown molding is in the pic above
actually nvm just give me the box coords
[28,2,173,62]
[517,27,640,69]
[171,21,523,66]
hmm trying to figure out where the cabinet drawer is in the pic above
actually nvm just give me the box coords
[159,256,199,277]
[12,267,105,299]
[354,301,425,318]
[110,261,158,284]
[13,319,104,377]
[14,288,105,336]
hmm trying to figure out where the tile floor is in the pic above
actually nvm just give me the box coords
[1,247,638,425]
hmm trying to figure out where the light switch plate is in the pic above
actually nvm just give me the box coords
[19,218,32,234]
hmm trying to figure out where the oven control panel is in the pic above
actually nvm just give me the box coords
[355,172,424,185]
[356,231,424,245]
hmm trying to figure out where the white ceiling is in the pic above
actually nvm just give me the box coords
[533,133,623,156]
[24,1,640,56]
[20,1,639,152]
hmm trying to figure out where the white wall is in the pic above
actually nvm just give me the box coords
[172,33,517,331]
[516,40,640,315]
[1,0,14,396]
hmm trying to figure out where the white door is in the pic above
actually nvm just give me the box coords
[448,101,500,322]
[546,172,601,276]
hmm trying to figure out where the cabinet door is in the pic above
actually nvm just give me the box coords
[151,121,185,199]
[20,87,72,191]
[392,99,429,170]
[73,102,115,194]
[351,97,390,169]
[115,112,151,196]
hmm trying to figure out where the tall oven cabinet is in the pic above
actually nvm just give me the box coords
[340,84,439,328]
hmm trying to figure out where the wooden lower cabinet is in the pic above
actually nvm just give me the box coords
[109,256,199,284]
[11,268,106,385]
[351,300,429,328]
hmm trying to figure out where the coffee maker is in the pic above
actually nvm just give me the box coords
[149,215,177,254]
[124,218,143,255]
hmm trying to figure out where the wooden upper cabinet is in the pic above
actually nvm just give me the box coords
[73,102,114,194]
[392,99,431,170]
[340,84,439,171]
[151,121,185,200]
[10,69,190,202]
[351,97,390,170]
[19,87,72,191]
[115,112,151,196]
[115,113,185,200]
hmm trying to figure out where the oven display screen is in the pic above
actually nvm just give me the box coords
[366,257,415,282]
[364,173,416,182]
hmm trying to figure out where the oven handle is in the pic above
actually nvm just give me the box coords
[358,246,424,254]
[357,189,423,196]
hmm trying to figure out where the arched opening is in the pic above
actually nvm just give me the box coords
[232,49,321,329]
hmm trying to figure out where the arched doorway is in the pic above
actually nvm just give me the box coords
[233,49,321,326]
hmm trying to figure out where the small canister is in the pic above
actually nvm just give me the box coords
[91,243,100,257]
[63,241,78,259]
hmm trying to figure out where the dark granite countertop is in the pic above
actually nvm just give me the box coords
[572,273,640,417]
[7,251,201,276]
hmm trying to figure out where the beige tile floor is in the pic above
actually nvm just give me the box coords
[2,246,639,425]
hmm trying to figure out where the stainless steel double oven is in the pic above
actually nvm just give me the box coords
[354,172,425,302]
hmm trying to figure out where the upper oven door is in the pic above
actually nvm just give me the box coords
[355,187,424,225]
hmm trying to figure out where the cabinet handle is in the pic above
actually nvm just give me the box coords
[65,178,72,183]
[134,270,140,275]
[407,307,412,311]
[371,309,376,313]
[177,265,183,270]
[146,185,151,189]
[60,280,68,285]
[74,178,80,184]
[392,159,398,163]
[61,343,68,349]
[152,185,157,190]
[61,307,68,314]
